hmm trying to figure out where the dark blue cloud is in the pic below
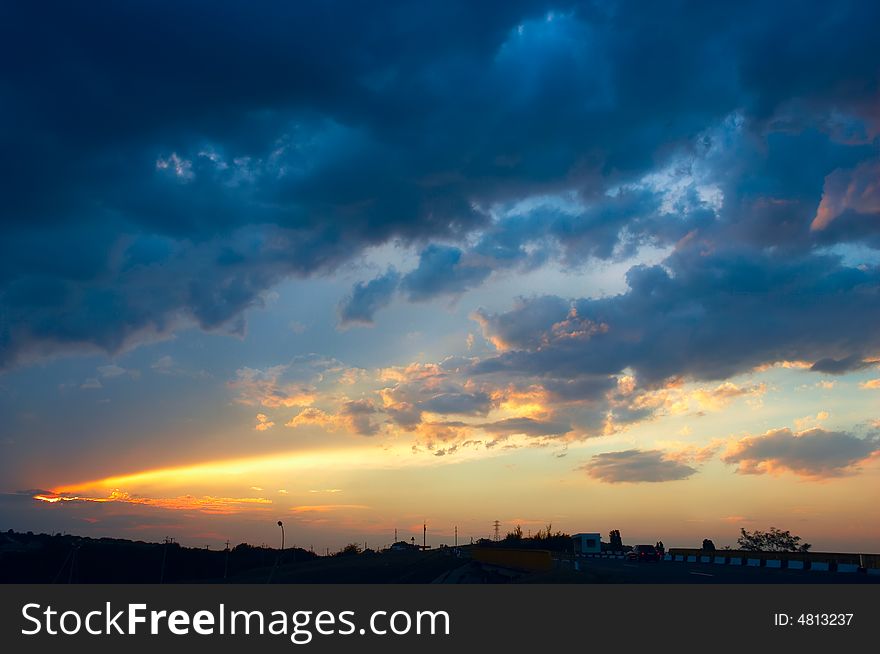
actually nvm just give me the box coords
[401,245,493,302]
[809,355,872,375]
[338,268,401,326]
[473,244,880,384]
[2,0,879,366]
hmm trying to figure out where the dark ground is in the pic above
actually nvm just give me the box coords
[3,530,878,583]
[524,557,880,584]
[227,550,466,584]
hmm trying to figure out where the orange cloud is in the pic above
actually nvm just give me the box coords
[491,385,551,419]
[377,362,444,383]
[228,365,317,408]
[285,399,379,436]
[628,380,766,415]
[254,413,275,431]
[34,490,273,515]
[285,407,340,430]
[751,360,812,372]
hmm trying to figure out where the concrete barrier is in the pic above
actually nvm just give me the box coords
[664,554,673,561]
[472,547,554,572]
[666,547,874,574]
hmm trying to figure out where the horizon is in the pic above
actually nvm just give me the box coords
[2,0,879,556]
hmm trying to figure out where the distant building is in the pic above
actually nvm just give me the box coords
[571,533,602,554]
[388,540,420,552]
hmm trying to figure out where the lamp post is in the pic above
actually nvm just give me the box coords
[268,520,284,583]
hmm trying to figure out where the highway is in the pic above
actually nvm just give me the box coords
[562,557,880,583]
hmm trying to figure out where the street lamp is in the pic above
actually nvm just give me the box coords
[268,520,285,584]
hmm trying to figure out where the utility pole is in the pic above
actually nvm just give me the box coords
[224,540,230,580]
[454,525,458,547]
[394,528,397,542]
[160,537,169,583]
[423,522,427,550]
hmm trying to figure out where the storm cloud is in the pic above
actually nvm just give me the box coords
[473,246,880,385]
[3,0,880,367]
[338,269,401,326]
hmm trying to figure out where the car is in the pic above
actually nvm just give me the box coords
[626,544,659,561]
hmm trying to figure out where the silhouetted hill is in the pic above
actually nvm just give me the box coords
[0,529,316,583]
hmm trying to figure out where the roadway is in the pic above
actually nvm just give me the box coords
[562,557,880,583]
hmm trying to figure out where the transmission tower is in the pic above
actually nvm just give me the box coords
[493,520,501,541]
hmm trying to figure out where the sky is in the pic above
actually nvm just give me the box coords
[1,0,879,553]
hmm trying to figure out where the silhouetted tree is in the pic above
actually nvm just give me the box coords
[505,525,523,541]
[609,530,623,550]
[737,528,811,552]
[702,539,716,552]
[339,543,363,556]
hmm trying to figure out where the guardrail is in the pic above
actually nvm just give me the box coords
[560,549,880,575]
[660,548,879,573]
